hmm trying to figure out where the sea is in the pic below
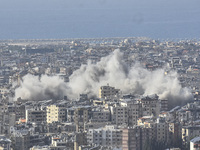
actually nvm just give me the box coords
[0,0,199,40]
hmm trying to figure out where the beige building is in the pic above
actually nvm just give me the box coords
[99,85,120,99]
[46,105,66,124]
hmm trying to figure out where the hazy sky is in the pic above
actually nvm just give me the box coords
[0,0,200,39]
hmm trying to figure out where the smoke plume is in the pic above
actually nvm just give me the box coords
[14,49,193,105]
[14,74,68,101]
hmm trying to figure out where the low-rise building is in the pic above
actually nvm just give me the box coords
[0,135,11,150]
[190,136,200,150]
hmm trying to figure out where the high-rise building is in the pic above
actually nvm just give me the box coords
[111,105,128,126]
[169,122,182,147]
[122,127,141,150]
[139,95,160,117]
[26,107,46,124]
[46,105,66,124]
[87,125,122,149]
[99,85,120,99]
[74,107,89,132]
[128,102,142,126]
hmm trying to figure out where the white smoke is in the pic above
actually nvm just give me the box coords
[14,74,68,101]
[14,49,193,105]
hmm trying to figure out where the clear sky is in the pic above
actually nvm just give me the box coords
[0,0,200,39]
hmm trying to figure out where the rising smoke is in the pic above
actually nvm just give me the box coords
[14,74,69,101]
[14,49,193,106]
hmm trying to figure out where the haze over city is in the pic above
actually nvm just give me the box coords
[0,0,200,150]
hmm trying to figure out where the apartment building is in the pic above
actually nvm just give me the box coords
[74,132,87,150]
[99,85,120,99]
[160,99,168,112]
[0,103,5,125]
[111,105,128,126]
[182,126,200,146]
[156,118,169,143]
[7,103,26,121]
[11,131,30,150]
[190,136,200,150]
[46,105,66,124]
[74,107,89,132]
[11,129,45,150]
[122,126,142,150]
[26,107,46,124]
[139,119,157,142]
[91,107,110,122]
[128,102,142,126]
[137,117,170,145]
[139,95,160,117]
[168,122,182,147]
[66,108,74,122]
[87,125,122,148]
[177,103,200,123]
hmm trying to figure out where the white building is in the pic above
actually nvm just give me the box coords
[190,136,200,150]
[87,125,122,148]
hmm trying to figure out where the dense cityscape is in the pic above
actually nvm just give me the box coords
[1,37,200,150]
